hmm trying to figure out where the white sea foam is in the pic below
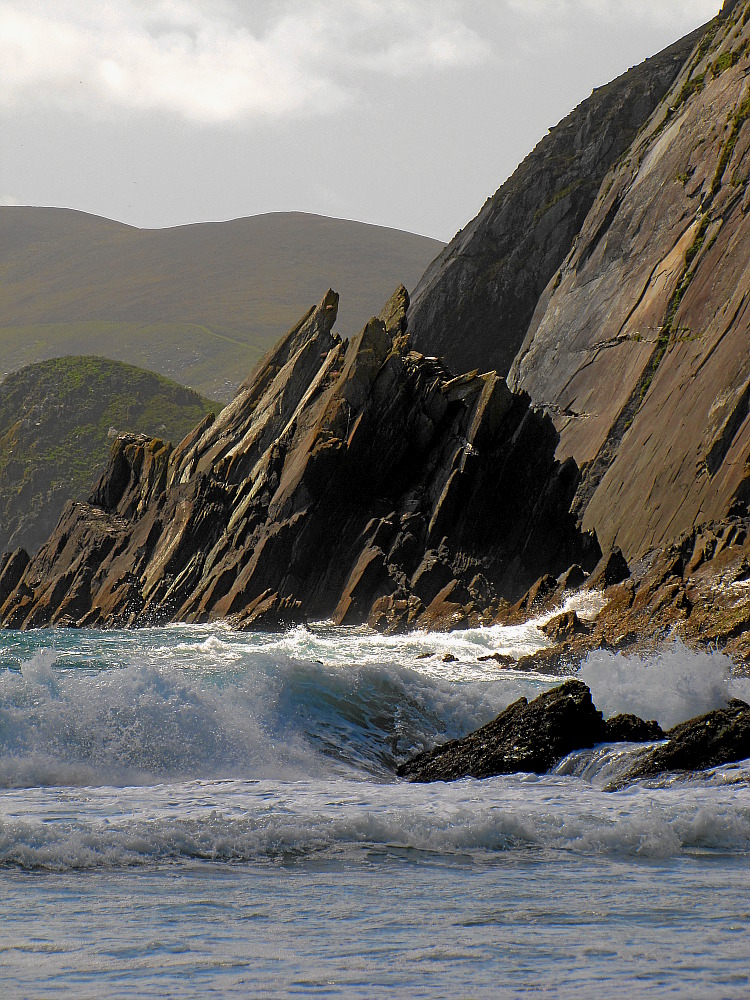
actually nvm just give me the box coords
[1,769,749,871]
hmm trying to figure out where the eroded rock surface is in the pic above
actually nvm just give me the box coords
[510,5,750,559]
[0,288,598,630]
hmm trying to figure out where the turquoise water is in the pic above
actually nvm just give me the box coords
[1,621,749,997]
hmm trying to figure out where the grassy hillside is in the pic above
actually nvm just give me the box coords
[0,356,217,555]
[0,208,444,400]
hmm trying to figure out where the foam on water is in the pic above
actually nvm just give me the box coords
[1,766,749,871]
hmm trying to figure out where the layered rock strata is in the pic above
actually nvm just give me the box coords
[407,23,705,378]
[0,289,598,630]
[510,2,750,559]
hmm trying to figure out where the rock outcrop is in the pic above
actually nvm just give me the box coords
[407,24,705,378]
[501,515,750,672]
[510,4,750,559]
[611,698,750,788]
[397,680,606,782]
[0,288,598,630]
[398,680,746,786]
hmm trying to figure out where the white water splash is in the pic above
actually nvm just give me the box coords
[577,641,750,731]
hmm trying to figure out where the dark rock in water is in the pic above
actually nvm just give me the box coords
[603,714,664,743]
[477,652,516,667]
[612,700,750,787]
[541,610,592,644]
[0,287,599,630]
[397,680,605,782]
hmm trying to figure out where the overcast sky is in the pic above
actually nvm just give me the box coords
[0,1,720,240]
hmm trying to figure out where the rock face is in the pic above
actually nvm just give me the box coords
[407,25,704,379]
[505,516,750,672]
[612,699,750,787]
[397,680,607,782]
[510,5,750,559]
[0,288,598,630]
[398,681,747,786]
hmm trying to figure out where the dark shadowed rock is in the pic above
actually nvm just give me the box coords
[0,287,598,630]
[588,547,630,590]
[603,714,664,743]
[612,699,750,787]
[397,680,606,782]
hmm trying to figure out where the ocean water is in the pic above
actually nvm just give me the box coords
[1,605,749,998]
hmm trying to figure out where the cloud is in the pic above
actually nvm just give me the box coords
[505,0,719,30]
[0,0,490,123]
[1,195,21,206]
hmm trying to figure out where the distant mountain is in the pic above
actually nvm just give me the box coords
[0,357,216,554]
[0,209,443,401]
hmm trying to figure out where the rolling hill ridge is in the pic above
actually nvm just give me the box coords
[0,210,443,401]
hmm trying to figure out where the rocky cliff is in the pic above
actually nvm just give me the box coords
[510,2,750,559]
[0,289,598,630]
[407,24,705,378]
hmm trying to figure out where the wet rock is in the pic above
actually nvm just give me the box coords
[477,652,516,667]
[540,610,591,644]
[603,714,664,743]
[612,699,750,786]
[397,680,606,782]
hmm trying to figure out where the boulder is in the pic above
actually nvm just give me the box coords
[603,714,664,743]
[612,699,750,787]
[397,680,606,782]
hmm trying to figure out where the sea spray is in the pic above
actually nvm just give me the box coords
[577,641,750,731]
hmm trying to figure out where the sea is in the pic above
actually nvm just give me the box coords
[1,592,749,999]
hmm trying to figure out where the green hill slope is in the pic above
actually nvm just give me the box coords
[0,356,217,555]
[0,209,444,400]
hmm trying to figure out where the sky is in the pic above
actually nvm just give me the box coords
[0,0,721,241]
